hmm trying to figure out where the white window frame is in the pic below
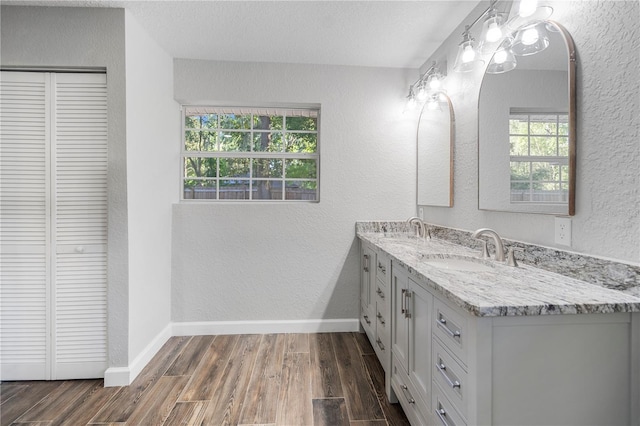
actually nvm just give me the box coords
[509,110,569,205]
[181,105,320,202]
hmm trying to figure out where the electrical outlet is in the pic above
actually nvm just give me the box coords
[555,217,572,246]
[418,207,424,220]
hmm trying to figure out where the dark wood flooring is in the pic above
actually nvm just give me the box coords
[1,332,410,426]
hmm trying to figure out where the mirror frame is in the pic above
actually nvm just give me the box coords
[478,20,576,215]
[417,92,455,207]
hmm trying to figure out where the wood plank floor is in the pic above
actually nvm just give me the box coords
[1,333,410,426]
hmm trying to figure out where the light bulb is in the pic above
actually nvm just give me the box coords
[486,21,502,43]
[462,44,476,63]
[493,50,508,64]
[521,27,539,45]
[518,0,538,17]
[407,97,416,110]
[427,74,442,91]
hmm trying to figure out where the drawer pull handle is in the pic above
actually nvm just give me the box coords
[377,262,386,274]
[376,287,385,299]
[437,314,461,340]
[400,384,415,404]
[363,254,370,272]
[435,405,451,426]
[363,315,371,325]
[376,337,385,351]
[436,361,461,389]
[376,312,385,325]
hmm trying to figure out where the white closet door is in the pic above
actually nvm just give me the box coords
[0,71,107,380]
[0,72,51,380]
[52,73,107,379]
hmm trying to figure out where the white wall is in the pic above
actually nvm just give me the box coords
[124,12,179,364]
[172,60,416,324]
[0,6,131,367]
[419,0,640,264]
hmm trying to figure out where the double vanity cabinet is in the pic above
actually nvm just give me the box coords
[359,229,640,426]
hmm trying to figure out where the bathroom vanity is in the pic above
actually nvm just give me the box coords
[358,223,640,426]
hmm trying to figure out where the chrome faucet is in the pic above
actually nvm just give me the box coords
[471,228,505,262]
[407,217,430,240]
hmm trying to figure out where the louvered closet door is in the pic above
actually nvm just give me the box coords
[52,73,107,379]
[0,71,107,380]
[0,72,50,380]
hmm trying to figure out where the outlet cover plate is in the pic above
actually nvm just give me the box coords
[555,217,572,246]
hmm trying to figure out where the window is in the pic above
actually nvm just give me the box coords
[509,111,569,204]
[182,106,319,201]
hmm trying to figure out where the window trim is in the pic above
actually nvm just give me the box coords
[180,105,320,203]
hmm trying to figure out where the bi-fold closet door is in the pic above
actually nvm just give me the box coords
[0,71,108,380]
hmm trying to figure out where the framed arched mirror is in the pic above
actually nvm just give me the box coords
[478,20,576,215]
[417,93,454,207]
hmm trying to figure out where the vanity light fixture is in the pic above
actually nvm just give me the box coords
[480,5,507,45]
[453,26,483,72]
[405,61,446,110]
[510,21,550,56]
[486,43,517,74]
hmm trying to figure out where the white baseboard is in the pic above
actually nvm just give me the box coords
[172,318,360,336]
[104,319,358,387]
[104,322,172,387]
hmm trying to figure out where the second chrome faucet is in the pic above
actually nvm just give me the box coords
[471,228,505,262]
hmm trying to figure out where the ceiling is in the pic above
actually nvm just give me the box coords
[1,0,482,69]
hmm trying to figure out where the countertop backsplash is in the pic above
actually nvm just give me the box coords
[356,221,640,298]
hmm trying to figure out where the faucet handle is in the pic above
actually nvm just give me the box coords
[506,247,524,267]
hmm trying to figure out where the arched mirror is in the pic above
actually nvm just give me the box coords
[478,20,576,215]
[417,93,454,207]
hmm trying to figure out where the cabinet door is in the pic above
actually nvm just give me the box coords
[391,265,409,371]
[408,278,433,412]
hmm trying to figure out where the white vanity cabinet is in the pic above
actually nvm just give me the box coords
[389,259,638,426]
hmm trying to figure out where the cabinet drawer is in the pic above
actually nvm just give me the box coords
[391,359,428,426]
[432,338,468,419]
[375,255,389,286]
[433,297,468,366]
[432,382,467,426]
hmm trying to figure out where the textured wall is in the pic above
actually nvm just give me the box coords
[0,6,131,367]
[124,12,179,362]
[418,0,639,264]
[172,60,416,322]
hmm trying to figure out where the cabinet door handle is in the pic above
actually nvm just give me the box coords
[363,315,371,325]
[376,312,385,325]
[435,404,451,426]
[376,287,385,299]
[401,288,407,315]
[436,359,461,389]
[376,337,385,351]
[404,291,412,319]
[363,254,370,272]
[437,313,461,340]
[400,384,415,404]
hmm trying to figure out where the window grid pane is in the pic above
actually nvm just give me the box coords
[182,107,319,202]
[509,112,568,204]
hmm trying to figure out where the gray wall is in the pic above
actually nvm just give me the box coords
[418,0,640,264]
[172,59,416,323]
[1,6,130,367]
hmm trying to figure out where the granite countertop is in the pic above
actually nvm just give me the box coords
[357,230,640,317]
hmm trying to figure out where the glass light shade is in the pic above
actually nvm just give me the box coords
[454,39,482,72]
[518,0,538,17]
[426,72,443,91]
[511,22,549,56]
[416,82,428,101]
[486,48,517,74]
[480,12,506,45]
[506,6,553,31]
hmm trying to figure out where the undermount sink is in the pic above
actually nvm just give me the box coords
[420,255,495,273]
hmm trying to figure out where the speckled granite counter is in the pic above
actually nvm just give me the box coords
[357,223,640,317]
